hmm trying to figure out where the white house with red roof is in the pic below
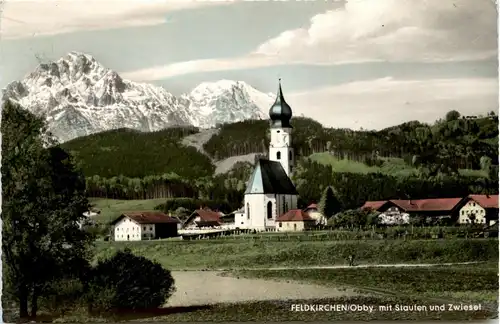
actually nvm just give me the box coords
[457,194,499,225]
[111,211,180,241]
[303,203,327,226]
[183,208,222,230]
[275,209,316,232]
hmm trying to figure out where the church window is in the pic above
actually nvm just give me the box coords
[279,222,282,228]
[289,150,292,161]
[267,201,273,219]
[247,203,250,220]
[276,152,281,160]
[293,223,297,231]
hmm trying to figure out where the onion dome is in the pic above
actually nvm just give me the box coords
[269,79,292,128]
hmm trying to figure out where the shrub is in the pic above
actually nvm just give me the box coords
[85,248,175,312]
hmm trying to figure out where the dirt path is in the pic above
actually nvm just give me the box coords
[176,261,483,272]
[241,261,483,271]
[166,271,359,307]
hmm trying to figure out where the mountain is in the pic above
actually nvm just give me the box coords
[3,51,274,143]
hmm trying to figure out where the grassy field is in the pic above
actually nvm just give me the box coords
[233,263,499,305]
[94,238,498,270]
[309,152,487,178]
[89,198,166,223]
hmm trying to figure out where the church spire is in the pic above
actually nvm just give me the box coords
[269,78,293,128]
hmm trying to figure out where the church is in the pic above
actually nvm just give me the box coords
[235,79,299,231]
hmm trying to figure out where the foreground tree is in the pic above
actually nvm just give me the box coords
[319,186,341,219]
[85,249,176,312]
[2,100,94,318]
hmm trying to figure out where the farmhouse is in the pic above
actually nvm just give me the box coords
[457,194,499,225]
[303,203,327,225]
[362,195,499,225]
[275,209,316,232]
[111,211,179,241]
[241,79,299,231]
[183,208,222,229]
[362,200,410,225]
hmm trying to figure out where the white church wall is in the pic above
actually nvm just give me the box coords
[234,212,246,228]
[244,194,282,230]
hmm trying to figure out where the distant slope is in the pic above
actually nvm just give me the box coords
[310,153,487,178]
[181,128,219,162]
[309,153,417,177]
[214,153,259,175]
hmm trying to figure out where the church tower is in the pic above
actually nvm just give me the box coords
[268,79,294,177]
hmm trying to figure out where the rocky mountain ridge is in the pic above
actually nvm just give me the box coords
[4,51,275,142]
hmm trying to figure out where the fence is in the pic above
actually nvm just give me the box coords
[201,225,498,242]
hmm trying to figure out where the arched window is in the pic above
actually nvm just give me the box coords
[276,151,281,160]
[247,203,250,220]
[267,201,273,219]
[289,150,292,161]
[293,223,297,231]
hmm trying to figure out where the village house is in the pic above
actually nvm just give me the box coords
[362,200,411,225]
[183,208,222,229]
[275,209,316,232]
[457,194,499,225]
[302,203,327,226]
[111,211,180,241]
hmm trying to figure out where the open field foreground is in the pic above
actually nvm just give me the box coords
[94,238,498,270]
[167,271,359,307]
[49,263,498,322]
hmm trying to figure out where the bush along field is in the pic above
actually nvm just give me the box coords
[94,238,499,270]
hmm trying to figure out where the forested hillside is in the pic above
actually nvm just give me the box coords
[204,113,499,171]
[60,109,498,211]
[62,127,214,178]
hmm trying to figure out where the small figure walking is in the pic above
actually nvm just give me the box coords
[348,254,355,267]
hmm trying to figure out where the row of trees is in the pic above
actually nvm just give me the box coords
[2,100,176,320]
[81,155,498,215]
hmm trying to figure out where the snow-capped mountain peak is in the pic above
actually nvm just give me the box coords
[3,52,275,143]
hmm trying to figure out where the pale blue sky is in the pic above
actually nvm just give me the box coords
[1,0,498,129]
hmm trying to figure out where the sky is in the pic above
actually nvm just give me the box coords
[1,0,498,130]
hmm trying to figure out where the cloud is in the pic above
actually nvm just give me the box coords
[122,0,498,81]
[285,77,498,130]
[256,0,498,63]
[121,54,284,81]
[1,0,234,39]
